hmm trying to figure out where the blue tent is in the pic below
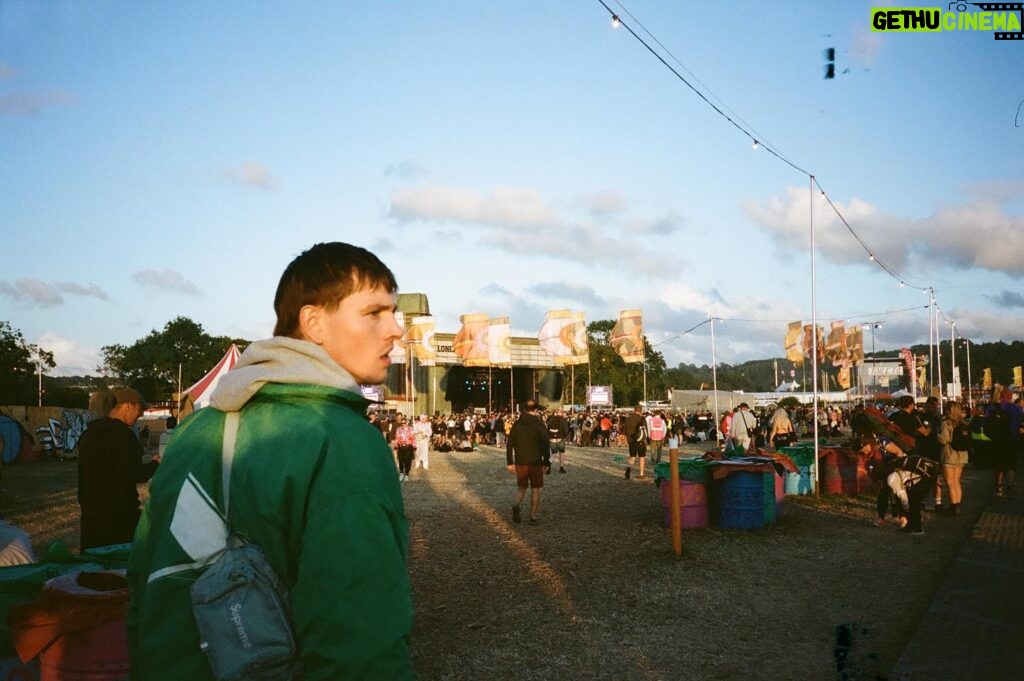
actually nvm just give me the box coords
[0,415,24,464]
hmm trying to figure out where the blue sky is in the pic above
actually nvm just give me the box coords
[2,1,1022,377]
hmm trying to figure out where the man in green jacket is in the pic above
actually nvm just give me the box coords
[127,242,411,679]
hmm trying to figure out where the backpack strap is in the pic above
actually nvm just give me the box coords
[222,412,240,524]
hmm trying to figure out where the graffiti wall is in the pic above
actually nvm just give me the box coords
[0,405,90,458]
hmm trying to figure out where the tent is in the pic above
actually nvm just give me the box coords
[183,344,241,411]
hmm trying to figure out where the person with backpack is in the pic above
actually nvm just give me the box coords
[127,243,413,679]
[985,388,1023,496]
[938,402,971,515]
[622,406,648,479]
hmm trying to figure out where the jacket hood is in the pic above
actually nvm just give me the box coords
[209,336,361,412]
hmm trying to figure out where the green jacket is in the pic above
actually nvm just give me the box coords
[127,338,412,680]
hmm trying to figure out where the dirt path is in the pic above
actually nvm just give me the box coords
[0,444,989,680]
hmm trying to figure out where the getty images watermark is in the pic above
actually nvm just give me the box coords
[871,2,1023,40]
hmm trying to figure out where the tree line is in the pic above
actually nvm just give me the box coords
[2,317,1021,408]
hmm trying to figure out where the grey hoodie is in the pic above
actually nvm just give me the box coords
[209,336,361,412]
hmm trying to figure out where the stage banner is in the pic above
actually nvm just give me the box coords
[825,320,848,366]
[610,309,645,363]
[454,313,490,367]
[565,311,590,365]
[538,310,573,364]
[489,317,512,367]
[784,321,803,364]
[846,326,864,364]
[408,315,436,366]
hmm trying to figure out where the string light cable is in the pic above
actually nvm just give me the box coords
[597,2,943,308]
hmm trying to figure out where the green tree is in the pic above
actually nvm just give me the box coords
[101,316,248,402]
[0,321,55,405]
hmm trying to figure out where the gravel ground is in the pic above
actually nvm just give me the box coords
[0,441,989,681]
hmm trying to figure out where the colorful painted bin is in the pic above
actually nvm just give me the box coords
[659,478,709,529]
[717,471,766,529]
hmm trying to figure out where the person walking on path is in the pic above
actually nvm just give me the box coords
[729,403,757,453]
[985,387,1023,496]
[648,411,667,464]
[506,399,551,524]
[546,409,570,473]
[393,414,416,482]
[622,406,648,479]
[414,414,433,471]
[937,402,971,515]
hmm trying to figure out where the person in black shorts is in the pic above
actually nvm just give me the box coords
[506,400,551,524]
[622,406,648,479]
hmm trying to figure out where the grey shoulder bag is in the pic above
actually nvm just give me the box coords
[190,411,302,681]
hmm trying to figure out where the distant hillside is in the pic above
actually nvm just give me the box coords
[664,340,1024,394]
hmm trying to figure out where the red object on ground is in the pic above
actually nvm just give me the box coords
[8,570,130,681]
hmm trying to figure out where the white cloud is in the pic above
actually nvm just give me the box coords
[0,89,76,115]
[0,278,63,307]
[388,183,680,276]
[222,161,277,191]
[743,185,1024,278]
[526,281,607,308]
[986,290,1024,308]
[372,237,396,252]
[390,184,561,230]
[37,332,101,377]
[56,281,108,300]
[133,269,201,296]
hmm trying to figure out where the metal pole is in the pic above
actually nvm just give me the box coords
[37,361,42,407]
[964,339,973,411]
[949,322,956,409]
[668,438,682,556]
[710,317,721,446]
[810,176,820,497]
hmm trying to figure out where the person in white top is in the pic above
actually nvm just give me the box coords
[413,414,433,470]
[729,403,757,452]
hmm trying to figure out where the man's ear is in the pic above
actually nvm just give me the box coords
[298,305,324,345]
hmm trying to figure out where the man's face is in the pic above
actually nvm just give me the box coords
[112,402,143,427]
[312,285,403,385]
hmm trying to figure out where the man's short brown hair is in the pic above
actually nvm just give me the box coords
[273,242,398,338]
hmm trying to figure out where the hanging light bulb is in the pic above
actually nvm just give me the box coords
[752,139,760,150]
[868,254,875,261]
[611,14,621,28]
